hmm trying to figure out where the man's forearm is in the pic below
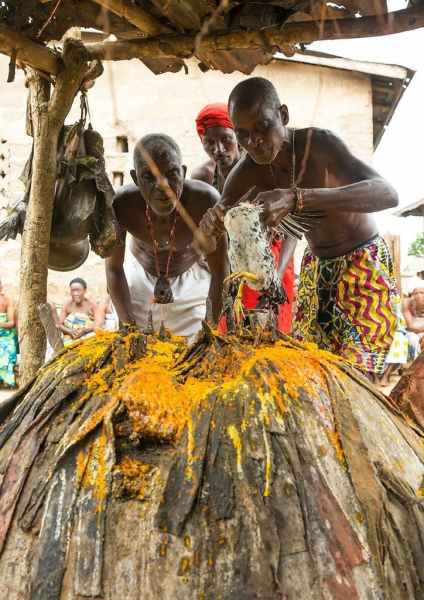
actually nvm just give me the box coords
[208,278,223,325]
[302,178,398,214]
[106,269,136,325]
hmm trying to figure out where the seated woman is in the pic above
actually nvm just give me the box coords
[58,278,98,345]
[0,280,18,388]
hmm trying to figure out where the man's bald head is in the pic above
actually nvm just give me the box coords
[131,133,186,217]
[228,77,281,116]
[227,78,289,166]
[133,133,182,171]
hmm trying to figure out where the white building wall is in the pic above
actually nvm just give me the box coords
[0,55,373,303]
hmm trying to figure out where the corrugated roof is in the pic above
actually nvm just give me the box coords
[395,198,424,217]
[276,50,414,149]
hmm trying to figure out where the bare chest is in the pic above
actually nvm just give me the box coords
[257,159,327,192]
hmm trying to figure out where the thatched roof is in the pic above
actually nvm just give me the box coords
[0,1,423,77]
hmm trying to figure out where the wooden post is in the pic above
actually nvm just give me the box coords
[18,39,91,386]
[38,303,64,354]
[384,233,402,294]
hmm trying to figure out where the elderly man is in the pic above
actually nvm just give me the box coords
[200,77,400,378]
[193,102,295,333]
[106,133,228,339]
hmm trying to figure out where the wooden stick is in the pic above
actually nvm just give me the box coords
[89,0,172,37]
[38,303,64,353]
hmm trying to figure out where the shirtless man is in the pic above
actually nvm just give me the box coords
[200,77,400,377]
[403,286,424,352]
[106,134,228,339]
[58,278,98,342]
[192,103,241,194]
[192,102,295,333]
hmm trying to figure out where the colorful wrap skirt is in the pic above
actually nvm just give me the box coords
[0,313,18,386]
[293,235,400,375]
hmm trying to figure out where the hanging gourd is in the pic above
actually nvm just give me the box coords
[0,92,119,270]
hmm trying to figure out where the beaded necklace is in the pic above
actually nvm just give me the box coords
[145,203,178,304]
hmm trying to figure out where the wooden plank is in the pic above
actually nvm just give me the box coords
[86,6,424,62]
[0,6,423,75]
[89,0,172,37]
[0,24,60,74]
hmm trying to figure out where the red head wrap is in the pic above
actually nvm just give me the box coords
[195,103,234,139]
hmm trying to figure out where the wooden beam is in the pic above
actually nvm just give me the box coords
[89,0,172,37]
[0,24,60,75]
[0,6,423,75]
[86,6,424,62]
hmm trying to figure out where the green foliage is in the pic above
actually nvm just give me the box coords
[409,233,424,257]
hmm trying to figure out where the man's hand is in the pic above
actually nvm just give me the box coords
[199,204,226,238]
[258,189,296,228]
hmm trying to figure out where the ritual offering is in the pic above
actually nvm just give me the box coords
[0,326,424,599]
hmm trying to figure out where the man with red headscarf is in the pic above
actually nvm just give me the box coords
[192,103,240,194]
[192,102,295,333]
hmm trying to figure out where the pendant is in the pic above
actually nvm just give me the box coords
[153,274,174,304]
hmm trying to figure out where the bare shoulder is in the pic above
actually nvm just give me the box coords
[301,126,379,182]
[183,179,220,221]
[296,127,342,152]
[185,178,220,206]
[113,183,139,206]
[191,160,215,185]
[1,294,11,307]
[304,127,359,158]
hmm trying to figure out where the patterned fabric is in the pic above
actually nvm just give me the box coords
[241,239,294,333]
[0,313,18,386]
[63,312,95,346]
[293,235,399,375]
[385,320,409,365]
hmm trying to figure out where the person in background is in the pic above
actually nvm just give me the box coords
[58,278,98,344]
[192,103,241,194]
[192,102,295,333]
[0,279,18,388]
[403,284,424,355]
[95,294,119,331]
